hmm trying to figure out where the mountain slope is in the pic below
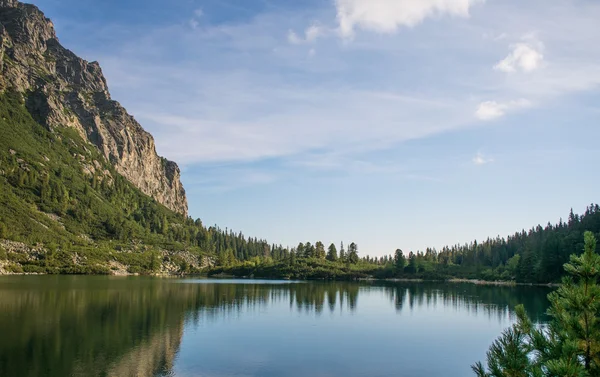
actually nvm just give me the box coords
[0,0,187,215]
[0,91,205,274]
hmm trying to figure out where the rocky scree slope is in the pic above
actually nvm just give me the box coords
[0,0,187,215]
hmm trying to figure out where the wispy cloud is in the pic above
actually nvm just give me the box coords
[288,24,324,44]
[189,19,199,30]
[189,8,204,30]
[184,167,278,193]
[472,152,493,166]
[475,99,531,121]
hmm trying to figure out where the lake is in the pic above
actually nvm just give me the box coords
[0,277,552,377]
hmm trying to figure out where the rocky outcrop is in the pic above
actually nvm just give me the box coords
[0,239,210,275]
[0,0,187,215]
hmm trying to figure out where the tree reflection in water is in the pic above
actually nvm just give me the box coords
[0,277,550,377]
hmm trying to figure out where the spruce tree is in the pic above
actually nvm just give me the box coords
[473,231,600,377]
[339,242,346,262]
[315,241,326,260]
[394,249,406,273]
[348,242,359,264]
[326,243,338,262]
[0,221,7,239]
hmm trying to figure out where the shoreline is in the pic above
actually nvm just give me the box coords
[365,277,558,287]
[0,271,560,287]
[445,278,558,287]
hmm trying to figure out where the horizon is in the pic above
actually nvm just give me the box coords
[27,0,600,256]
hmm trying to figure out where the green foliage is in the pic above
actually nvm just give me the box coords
[394,249,406,272]
[315,241,326,260]
[326,243,338,262]
[473,232,600,376]
[0,221,7,238]
[506,255,520,278]
[472,325,536,377]
[209,257,378,281]
[348,242,359,264]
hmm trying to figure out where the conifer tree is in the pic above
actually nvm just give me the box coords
[326,243,338,262]
[394,249,406,273]
[473,231,600,377]
[348,243,359,264]
[0,221,7,239]
[315,241,326,260]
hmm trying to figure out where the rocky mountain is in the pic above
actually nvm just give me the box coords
[0,0,187,215]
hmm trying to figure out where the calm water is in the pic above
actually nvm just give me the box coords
[0,277,552,377]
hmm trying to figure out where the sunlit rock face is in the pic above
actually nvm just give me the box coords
[0,0,188,215]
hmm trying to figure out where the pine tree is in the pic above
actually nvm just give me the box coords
[348,242,359,264]
[394,249,406,273]
[339,242,346,262]
[315,241,326,260]
[326,243,338,262]
[473,231,600,377]
[0,221,7,239]
[161,215,169,236]
[149,251,160,272]
[305,242,315,258]
[550,231,600,372]
[406,252,418,273]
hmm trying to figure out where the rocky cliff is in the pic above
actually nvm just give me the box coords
[0,0,188,215]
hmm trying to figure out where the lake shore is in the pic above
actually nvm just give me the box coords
[364,277,559,287]
[0,269,560,287]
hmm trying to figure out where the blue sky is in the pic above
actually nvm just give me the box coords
[30,0,600,256]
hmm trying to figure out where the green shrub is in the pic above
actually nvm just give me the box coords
[5,263,23,273]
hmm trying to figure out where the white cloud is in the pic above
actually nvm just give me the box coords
[472,152,493,165]
[287,30,302,44]
[475,99,531,121]
[475,101,505,120]
[305,25,322,42]
[288,24,324,44]
[189,8,204,30]
[335,0,484,38]
[494,42,544,73]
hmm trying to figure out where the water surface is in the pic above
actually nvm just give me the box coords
[0,277,551,377]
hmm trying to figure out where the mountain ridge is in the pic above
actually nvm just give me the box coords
[0,0,188,215]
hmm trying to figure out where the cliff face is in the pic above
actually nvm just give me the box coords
[0,0,188,215]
